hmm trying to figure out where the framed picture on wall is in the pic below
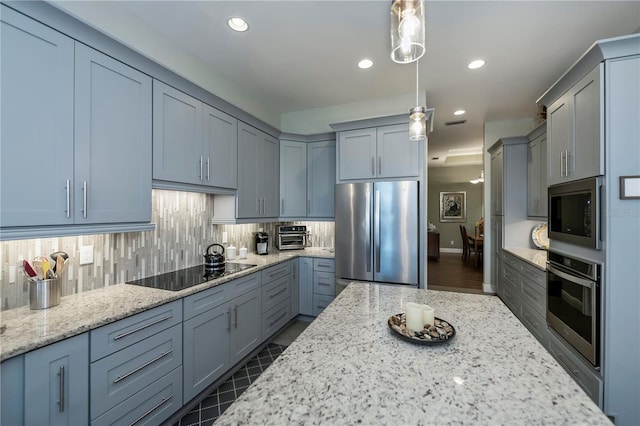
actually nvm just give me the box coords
[439,191,466,222]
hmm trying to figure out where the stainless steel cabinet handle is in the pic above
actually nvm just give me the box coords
[113,315,172,340]
[269,287,288,299]
[371,157,375,175]
[206,157,210,181]
[65,180,71,218]
[227,310,231,331]
[318,281,331,286]
[317,263,331,268]
[378,156,382,175]
[199,156,203,181]
[564,150,569,176]
[560,151,564,177]
[233,305,238,328]
[257,198,261,215]
[114,350,172,384]
[82,181,88,218]
[58,365,65,412]
[261,198,265,215]
[128,395,173,426]
[269,312,288,327]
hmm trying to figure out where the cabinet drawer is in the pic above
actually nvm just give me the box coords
[502,252,520,270]
[91,300,182,361]
[521,262,545,287]
[262,299,291,340]
[312,294,335,317]
[520,303,548,349]
[90,324,182,418]
[500,285,521,317]
[502,264,520,293]
[261,262,290,283]
[313,258,335,273]
[520,277,546,317]
[313,271,335,296]
[92,366,182,426]
[548,332,602,406]
[261,275,290,313]
[183,284,227,321]
[225,272,261,301]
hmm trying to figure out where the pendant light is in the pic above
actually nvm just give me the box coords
[390,0,426,64]
[409,59,426,141]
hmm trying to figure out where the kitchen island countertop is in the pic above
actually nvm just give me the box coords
[216,282,609,425]
[0,248,333,361]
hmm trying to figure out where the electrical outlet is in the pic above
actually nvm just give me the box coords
[450,240,455,246]
[80,245,94,265]
[222,232,228,243]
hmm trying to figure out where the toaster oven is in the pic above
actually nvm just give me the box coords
[275,225,308,250]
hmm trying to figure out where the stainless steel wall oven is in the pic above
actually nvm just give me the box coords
[546,250,602,366]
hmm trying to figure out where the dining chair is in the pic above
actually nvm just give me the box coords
[460,225,470,260]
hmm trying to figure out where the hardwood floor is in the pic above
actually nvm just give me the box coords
[427,252,484,294]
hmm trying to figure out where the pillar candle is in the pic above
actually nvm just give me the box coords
[405,302,424,332]
[422,305,435,327]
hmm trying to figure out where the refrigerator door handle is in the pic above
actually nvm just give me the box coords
[365,189,371,273]
[374,189,381,273]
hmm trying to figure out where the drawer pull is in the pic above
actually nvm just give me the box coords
[268,312,288,327]
[129,395,173,426]
[318,281,331,286]
[316,305,328,309]
[58,365,65,413]
[114,350,172,384]
[113,315,173,340]
[269,287,288,299]
[316,263,331,268]
[227,310,231,331]
[233,305,238,329]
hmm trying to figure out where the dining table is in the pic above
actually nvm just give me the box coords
[468,233,484,267]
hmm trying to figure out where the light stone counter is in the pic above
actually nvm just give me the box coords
[504,247,548,270]
[216,282,609,425]
[0,248,333,361]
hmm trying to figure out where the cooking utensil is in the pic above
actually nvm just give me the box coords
[50,251,69,273]
[41,258,54,279]
[23,260,37,278]
[204,244,225,268]
[56,255,65,278]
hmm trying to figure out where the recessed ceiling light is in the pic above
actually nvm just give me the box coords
[358,59,373,69]
[467,59,485,70]
[454,110,466,116]
[227,17,249,32]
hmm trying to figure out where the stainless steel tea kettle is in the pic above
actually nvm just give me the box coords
[204,244,225,269]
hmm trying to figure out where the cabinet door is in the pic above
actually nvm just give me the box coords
[571,64,604,181]
[290,259,300,318]
[1,355,24,425]
[24,333,89,426]
[377,124,419,178]
[152,80,203,185]
[74,44,152,224]
[307,141,336,217]
[0,6,74,227]
[490,149,504,215]
[280,141,307,217]
[298,257,314,316]
[230,288,262,364]
[547,95,572,185]
[183,303,231,402]
[203,105,238,189]
[237,123,260,218]
[528,136,547,218]
[492,216,503,295]
[260,134,280,217]
[338,128,376,180]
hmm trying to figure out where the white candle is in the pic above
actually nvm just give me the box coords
[422,305,435,327]
[405,302,424,332]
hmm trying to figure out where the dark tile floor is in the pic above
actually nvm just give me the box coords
[174,343,287,426]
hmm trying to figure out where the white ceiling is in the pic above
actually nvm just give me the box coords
[52,1,640,167]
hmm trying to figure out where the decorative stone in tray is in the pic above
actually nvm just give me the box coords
[388,313,456,345]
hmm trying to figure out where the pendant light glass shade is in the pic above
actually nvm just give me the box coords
[409,106,426,141]
[390,0,426,64]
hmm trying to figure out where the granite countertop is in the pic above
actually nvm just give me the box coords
[0,247,333,361]
[504,247,548,270]
[216,282,608,425]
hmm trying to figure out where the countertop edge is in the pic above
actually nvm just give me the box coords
[503,247,548,271]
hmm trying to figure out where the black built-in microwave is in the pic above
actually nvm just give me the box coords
[548,177,602,250]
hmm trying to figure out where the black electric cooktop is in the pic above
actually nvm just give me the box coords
[126,263,257,292]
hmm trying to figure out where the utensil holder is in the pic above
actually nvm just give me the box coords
[29,278,61,310]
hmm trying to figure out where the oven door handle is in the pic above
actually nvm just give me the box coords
[547,264,594,289]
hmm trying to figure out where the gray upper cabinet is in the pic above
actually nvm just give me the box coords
[279,141,308,217]
[527,124,547,218]
[1,6,74,228]
[307,140,336,218]
[153,80,203,185]
[337,124,418,181]
[490,148,504,216]
[203,105,238,189]
[547,64,603,186]
[237,122,279,219]
[74,43,152,224]
[24,333,89,426]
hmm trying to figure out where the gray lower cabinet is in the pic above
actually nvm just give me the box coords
[24,333,89,426]
[298,257,314,316]
[312,294,335,317]
[262,299,291,339]
[260,262,292,340]
[229,288,262,364]
[1,355,24,425]
[290,260,300,319]
[295,258,335,317]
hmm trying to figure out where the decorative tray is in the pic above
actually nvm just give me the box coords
[388,313,456,345]
[531,223,549,250]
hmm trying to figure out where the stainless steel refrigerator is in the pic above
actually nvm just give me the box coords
[335,180,419,286]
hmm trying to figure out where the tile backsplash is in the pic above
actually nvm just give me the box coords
[0,190,334,310]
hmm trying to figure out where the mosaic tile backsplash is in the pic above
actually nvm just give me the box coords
[0,190,334,310]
